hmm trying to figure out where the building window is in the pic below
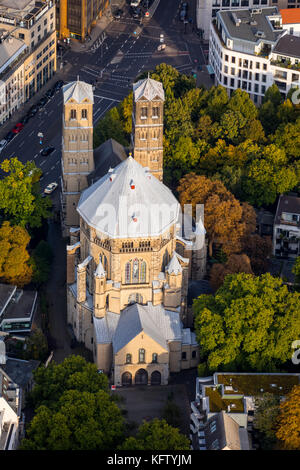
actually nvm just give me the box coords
[256,62,260,69]
[182,352,187,360]
[70,109,77,120]
[263,63,267,70]
[82,109,87,119]
[140,261,146,283]
[126,354,132,364]
[132,259,139,282]
[192,350,197,358]
[125,260,147,284]
[231,56,236,63]
[152,353,158,363]
[152,107,159,118]
[141,107,148,119]
[139,348,145,363]
[125,262,131,284]
[19,33,25,39]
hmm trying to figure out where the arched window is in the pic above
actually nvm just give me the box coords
[140,261,146,283]
[126,354,132,364]
[125,262,131,284]
[99,253,107,272]
[152,353,158,363]
[139,349,145,363]
[70,109,76,120]
[132,259,139,282]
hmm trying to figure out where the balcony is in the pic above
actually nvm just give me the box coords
[271,60,300,72]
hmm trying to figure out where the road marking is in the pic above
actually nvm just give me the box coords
[40,176,44,180]
[19,141,24,148]
[33,154,38,159]
[8,152,14,158]
[40,160,46,166]
[29,130,34,137]
[48,110,53,116]
[94,95,120,102]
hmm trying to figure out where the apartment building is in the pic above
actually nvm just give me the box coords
[190,372,300,450]
[273,194,300,258]
[0,0,56,124]
[56,0,109,42]
[281,8,300,35]
[196,0,296,41]
[209,7,300,104]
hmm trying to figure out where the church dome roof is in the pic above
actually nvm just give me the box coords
[77,156,180,239]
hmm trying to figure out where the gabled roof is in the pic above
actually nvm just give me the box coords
[62,80,94,104]
[166,252,182,275]
[273,34,300,59]
[88,138,127,186]
[133,77,165,102]
[113,303,168,353]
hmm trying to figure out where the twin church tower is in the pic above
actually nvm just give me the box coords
[61,76,164,234]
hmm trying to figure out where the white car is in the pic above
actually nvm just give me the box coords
[44,182,58,194]
[0,139,7,153]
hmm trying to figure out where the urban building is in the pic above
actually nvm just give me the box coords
[190,372,300,450]
[273,193,300,258]
[0,284,38,334]
[196,0,295,41]
[0,0,56,124]
[56,0,109,42]
[0,338,39,450]
[281,8,300,35]
[209,7,300,104]
[62,77,207,386]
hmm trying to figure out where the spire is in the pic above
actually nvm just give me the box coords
[166,252,182,275]
[95,260,106,278]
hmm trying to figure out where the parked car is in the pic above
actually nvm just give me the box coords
[132,7,142,17]
[0,139,7,152]
[44,182,58,194]
[45,88,55,99]
[28,105,38,117]
[20,114,30,124]
[12,123,24,134]
[40,146,55,156]
[180,9,186,21]
[38,96,48,107]
[113,8,123,19]
[182,2,189,10]
[54,80,64,91]
[5,131,14,142]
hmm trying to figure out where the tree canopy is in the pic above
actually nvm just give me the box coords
[118,418,190,451]
[253,393,281,449]
[0,158,51,228]
[193,273,300,372]
[276,385,300,450]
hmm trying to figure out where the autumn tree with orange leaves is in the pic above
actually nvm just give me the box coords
[210,254,253,291]
[0,221,32,286]
[177,173,256,257]
[276,385,300,450]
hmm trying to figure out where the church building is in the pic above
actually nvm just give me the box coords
[62,76,207,386]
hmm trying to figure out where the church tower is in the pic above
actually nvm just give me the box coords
[61,80,94,236]
[132,76,165,181]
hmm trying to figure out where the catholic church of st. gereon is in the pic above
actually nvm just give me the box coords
[60,75,207,386]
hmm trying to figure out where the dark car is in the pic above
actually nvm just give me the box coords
[113,8,123,18]
[182,2,188,9]
[45,88,55,98]
[132,7,141,17]
[40,146,55,156]
[38,96,48,107]
[54,80,64,91]
[20,114,30,124]
[28,105,38,117]
[5,131,14,142]
[180,9,186,21]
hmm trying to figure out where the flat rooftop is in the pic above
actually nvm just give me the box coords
[0,36,27,75]
[1,290,37,321]
[0,285,15,316]
[0,0,35,11]
[273,34,300,59]
[218,7,282,44]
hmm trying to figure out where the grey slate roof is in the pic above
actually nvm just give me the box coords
[218,8,282,44]
[63,80,94,104]
[78,156,180,239]
[166,252,182,275]
[274,194,300,224]
[273,34,300,58]
[87,138,127,186]
[1,358,40,390]
[0,285,15,316]
[133,77,165,102]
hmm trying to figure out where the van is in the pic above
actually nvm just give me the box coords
[130,0,140,6]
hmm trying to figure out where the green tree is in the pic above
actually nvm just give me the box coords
[253,393,280,449]
[0,221,32,286]
[28,355,109,410]
[0,158,51,228]
[21,389,125,450]
[193,273,300,372]
[24,328,48,361]
[93,106,129,148]
[118,419,190,450]
[292,257,300,284]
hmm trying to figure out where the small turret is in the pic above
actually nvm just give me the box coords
[94,261,107,318]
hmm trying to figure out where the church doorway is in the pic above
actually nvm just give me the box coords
[135,369,148,385]
[121,372,132,387]
[150,371,161,385]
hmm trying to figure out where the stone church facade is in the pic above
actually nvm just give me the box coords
[62,77,207,386]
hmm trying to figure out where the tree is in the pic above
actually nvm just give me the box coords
[253,393,280,449]
[0,221,32,286]
[242,234,272,275]
[276,385,300,450]
[0,158,51,228]
[31,240,53,285]
[28,355,109,410]
[24,328,48,361]
[20,389,125,450]
[292,257,300,284]
[210,254,253,291]
[93,106,129,149]
[193,273,300,372]
[177,174,250,257]
[118,419,190,450]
